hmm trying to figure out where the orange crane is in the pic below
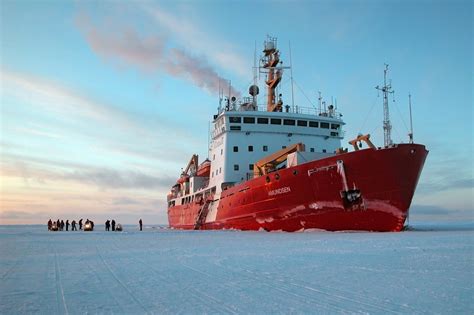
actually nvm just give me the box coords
[348,134,376,151]
[253,143,306,178]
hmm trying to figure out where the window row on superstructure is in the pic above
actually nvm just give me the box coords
[228,116,340,130]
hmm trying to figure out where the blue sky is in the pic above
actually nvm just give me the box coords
[1,0,472,224]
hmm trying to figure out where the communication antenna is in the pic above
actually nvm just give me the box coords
[318,91,322,114]
[228,80,232,109]
[375,64,395,147]
[253,41,258,106]
[408,93,414,144]
[289,41,295,111]
[253,41,257,86]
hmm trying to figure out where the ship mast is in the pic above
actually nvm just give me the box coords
[408,93,414,144]
[376,64,395,147]
[262,36,284,112]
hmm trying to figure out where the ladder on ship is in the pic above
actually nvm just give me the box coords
[194,198,212,230]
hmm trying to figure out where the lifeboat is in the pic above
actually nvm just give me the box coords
[177,174,189,184]
[196,159,211,177]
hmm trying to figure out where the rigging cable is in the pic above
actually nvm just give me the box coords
[292,79,317,110]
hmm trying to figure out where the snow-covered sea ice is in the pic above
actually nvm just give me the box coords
[1,222,473,314]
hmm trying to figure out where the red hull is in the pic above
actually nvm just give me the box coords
[168,144,428,232]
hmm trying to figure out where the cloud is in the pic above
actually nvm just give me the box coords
[65,168,173,190]
[409,205,473,222]
[113,197,142,205]
[141,4,249,79]
[76,21,166,73]
[1,69,201,164]
[2,69,138,130]
[1,152,175,191]
[76,14,241,97]
[417,155,474,194]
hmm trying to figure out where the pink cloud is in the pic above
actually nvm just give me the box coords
[76,14,240,97]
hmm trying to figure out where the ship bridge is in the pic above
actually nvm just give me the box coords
[208,102,345,191]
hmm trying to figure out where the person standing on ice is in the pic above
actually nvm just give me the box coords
[47,219,52,231]
[111,219,116,231]
[66,220,69,231]
[105,220,110,231]
[71,220,77,231]
[139,219,143,231]
[60,220,64,231]
[79,219,83,230]
[56,219,60,230]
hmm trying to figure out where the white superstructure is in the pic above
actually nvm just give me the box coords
[208,106,344,193]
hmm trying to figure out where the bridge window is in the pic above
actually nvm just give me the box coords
[323,149,327,153]
[283,119,295,126]
[270,118,282,125]
[233,146,238,152]
[249,164,254,170]
[331,132,339,136]
[310,148,315,152]
[282,146,286,149]
[229,117,241,123]
[331,124,340,130]
[234,164,239,171]
[309,121,319,128]
[263,145,268,152]
[257,117,269,124]
[321,122,330,129]
[230,126,241,131]
[244,117,255,124]
[248,145,253,152]
[297,120,308,126]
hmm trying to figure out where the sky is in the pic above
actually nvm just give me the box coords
[0,0,472,225]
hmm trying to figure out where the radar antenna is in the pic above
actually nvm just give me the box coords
[376,64,395,147]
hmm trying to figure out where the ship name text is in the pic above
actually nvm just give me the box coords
[268,186,291,197]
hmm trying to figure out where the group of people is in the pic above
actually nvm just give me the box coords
[104,219,117,231]
[47,218,89,231]
[48,218,143,231]
[104,219,143,231]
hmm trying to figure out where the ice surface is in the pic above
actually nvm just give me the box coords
[1,222,473,314]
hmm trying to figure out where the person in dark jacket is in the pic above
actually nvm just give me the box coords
[105,220,110,231]
[139,219,143,231]
[79,219,83,230]
[48,219,52,231]
[56,219,60,230]
[71,220,77,231]
[111,220,116,231]
[66,220,69,231]
[90,221,94,230]
[60,220,64,231]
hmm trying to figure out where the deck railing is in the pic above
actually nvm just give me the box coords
[217,102,342,119]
